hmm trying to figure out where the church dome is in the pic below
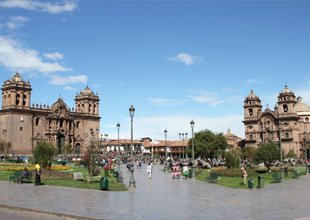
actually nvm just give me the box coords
[245,90,260,101]
[79,86,95,96]
[279,85,294,95]
[295,97,310,112]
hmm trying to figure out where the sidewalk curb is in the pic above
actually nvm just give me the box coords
[0,204,99,220]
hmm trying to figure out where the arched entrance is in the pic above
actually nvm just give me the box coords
[57,134,65,155]
[75,143,81,157]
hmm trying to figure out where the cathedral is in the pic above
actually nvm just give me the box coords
[243,86,310,160]
[0,73,100,155]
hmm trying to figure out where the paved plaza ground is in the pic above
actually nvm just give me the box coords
[1,164,310,220]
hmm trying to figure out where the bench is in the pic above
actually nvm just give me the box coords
[271,172,283,183]
[9,171,32,183]
[291,170,299,178]
[206,172,219,183]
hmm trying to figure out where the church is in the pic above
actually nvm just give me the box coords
[243,86,310,160]
[0,73,100,155]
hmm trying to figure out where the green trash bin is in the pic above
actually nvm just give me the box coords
[248,178,254,189]
[100,177,109,191]
[257,175,265,189]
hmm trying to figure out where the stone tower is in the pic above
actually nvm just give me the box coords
[1,72,32,110]
[243,90,262,120]
[75,86,100,115]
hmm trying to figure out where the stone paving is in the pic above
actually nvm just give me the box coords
[1,165,310,220]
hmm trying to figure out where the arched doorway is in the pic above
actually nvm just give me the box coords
[75,143,81,157]
[57,134,65,155]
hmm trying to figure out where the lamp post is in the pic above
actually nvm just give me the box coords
[117,123,120,152]
[179,132,188,159]
[128,105,136,188]
[190,120,195,177]
[129,105,135,157]
[164,129,168,172]
[278,122,283,163]
[164,129,168,159]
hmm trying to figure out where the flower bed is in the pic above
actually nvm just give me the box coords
[211,167,257,177]
[0,163,71,171]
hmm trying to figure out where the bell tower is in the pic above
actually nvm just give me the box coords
[1,72,32,110]
[277,85,297,117]
[74,86,100,115]
[243,90,262,120]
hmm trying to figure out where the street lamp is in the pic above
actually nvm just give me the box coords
[117,123,120,152]
[128,105,136,188]
[179,132,188,159]
[190,120,195,177]
[129,105,135,157]
[164,129,168,158]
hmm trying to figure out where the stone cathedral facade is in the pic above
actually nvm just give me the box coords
[0,73,100,155]
[243,86,310,160]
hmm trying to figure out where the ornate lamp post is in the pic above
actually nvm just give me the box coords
[164,129,168,172]
[117,123,120,152]
[128,105,136,188]
[179,132,188,159]
[190,120,195,177]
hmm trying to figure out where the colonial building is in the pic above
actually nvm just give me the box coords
[0,73,100,155]
[243,86,310,159]
[224,129,243,149]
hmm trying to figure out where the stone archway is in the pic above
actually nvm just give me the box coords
[57,134,65,155]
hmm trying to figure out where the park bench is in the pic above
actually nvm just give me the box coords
[291,170,299,178]
[9,170,32,183]
[271,172,283,183]
[206,172,219,183]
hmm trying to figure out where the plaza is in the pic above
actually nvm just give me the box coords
[1,164,310,220]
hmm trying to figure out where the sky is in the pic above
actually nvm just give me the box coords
[0,0,310,141]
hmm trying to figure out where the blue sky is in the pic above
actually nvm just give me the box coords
[0,0,310,141]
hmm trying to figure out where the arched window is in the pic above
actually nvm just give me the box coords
[250,134,253,141]
[16,94,20,105]
[285,132,289,138]
[305,117,309,123]
[23,95,26,106]
[35,118,40,126]
[283,104,288,112]
[76,121,80,129]
[249,108,253,116]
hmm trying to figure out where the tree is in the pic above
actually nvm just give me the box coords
[225,148,241,169]
[62,143,72,159]
[242,146,256,164]
[83,141,101,176]
[189,129,228,159]
[254,142,280,164]
[285,149,297,159]
[33,141,56,169]
[0,141,12,159]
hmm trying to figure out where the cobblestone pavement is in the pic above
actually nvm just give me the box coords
[1,165,310,220]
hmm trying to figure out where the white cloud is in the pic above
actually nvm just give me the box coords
[44,52,64,60]
[189,90,224,106]
[246,78,270,85]
[147,98,186,106]
[169,53,202,66]
[49,74,88,86]
[0,0,78,14]
[0,36,70,73]
[6,16,29,30]
[63,86,74,90]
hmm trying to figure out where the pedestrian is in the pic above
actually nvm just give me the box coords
[147,162,153,179]
[35,161,41,186]
[241,166,247,185]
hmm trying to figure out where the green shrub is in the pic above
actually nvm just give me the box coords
[211,167,256,177]
[225,149,241,169]
[33,141,56,169]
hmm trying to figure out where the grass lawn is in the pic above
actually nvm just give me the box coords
[0,163,127,191]
[196,166,308,189]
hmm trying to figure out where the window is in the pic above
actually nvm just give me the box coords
[250,134,253,141]
[23,95,26,106]
[249,108,253,116]
[285,132,289,138]
[306,117,309,123]
[20,127,23,131]
[16,94,20,105]
[76,121,80,129]
[89,104,92,113]
[60,119,64,127]
[35,118,40,126]
[283,104,288,112]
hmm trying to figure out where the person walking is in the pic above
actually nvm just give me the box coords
[35,161,41,186]
[241,166,247,185]
[147,162,153,180]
